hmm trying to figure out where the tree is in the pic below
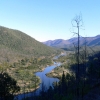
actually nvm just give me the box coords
[61,71,66,94]
[0,71,20,100]
[71,14,83,99]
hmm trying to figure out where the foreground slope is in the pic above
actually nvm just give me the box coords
[0,26,59,63]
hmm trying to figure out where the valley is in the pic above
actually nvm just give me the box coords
[1,1,100,99]
[0,26,100,100]
[0,26,62,95]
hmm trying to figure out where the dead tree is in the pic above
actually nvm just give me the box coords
[71,15,83,100]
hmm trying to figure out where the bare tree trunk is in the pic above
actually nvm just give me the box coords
[72,14,83,100]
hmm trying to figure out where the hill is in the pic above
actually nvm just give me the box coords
[43,35,100,50]
[0,26,60,63]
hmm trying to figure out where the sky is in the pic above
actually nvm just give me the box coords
[0,0,100,42]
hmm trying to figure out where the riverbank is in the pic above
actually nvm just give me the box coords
[15,63,60,100]
[0,57,55,95]
[15,65,51,94]
[14,53,71,99]
[46,53,75,80]
[14,67,46,95]
[46,69,70,79]
[46,63,71,79]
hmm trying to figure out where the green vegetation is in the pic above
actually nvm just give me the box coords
[0,26,61,63]
[0,26,62,95]
[0,57,53,93]
[0,71,20,100]
[47,53,75,78]
[0,26,100,99]
[47,45,100,79]
[24,50,100,100]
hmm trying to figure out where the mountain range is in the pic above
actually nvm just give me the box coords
[0,25,100,63]
[43,35,100,50]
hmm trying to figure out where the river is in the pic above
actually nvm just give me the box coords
[15,62,61,100]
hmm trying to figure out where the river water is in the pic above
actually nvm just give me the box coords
[15,62,61,100]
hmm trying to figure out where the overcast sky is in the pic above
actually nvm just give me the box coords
[0,0,100,42]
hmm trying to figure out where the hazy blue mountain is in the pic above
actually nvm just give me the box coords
[43,35,100,49]
[43,39,70,48]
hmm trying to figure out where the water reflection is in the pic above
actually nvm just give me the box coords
[15,62,61,100]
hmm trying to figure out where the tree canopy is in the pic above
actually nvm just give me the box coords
[0,71,20,100]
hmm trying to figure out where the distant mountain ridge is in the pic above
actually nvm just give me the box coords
[43,35,100,48]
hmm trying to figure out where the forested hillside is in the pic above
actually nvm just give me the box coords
[0,26,60,63]
[0,26,62,98]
